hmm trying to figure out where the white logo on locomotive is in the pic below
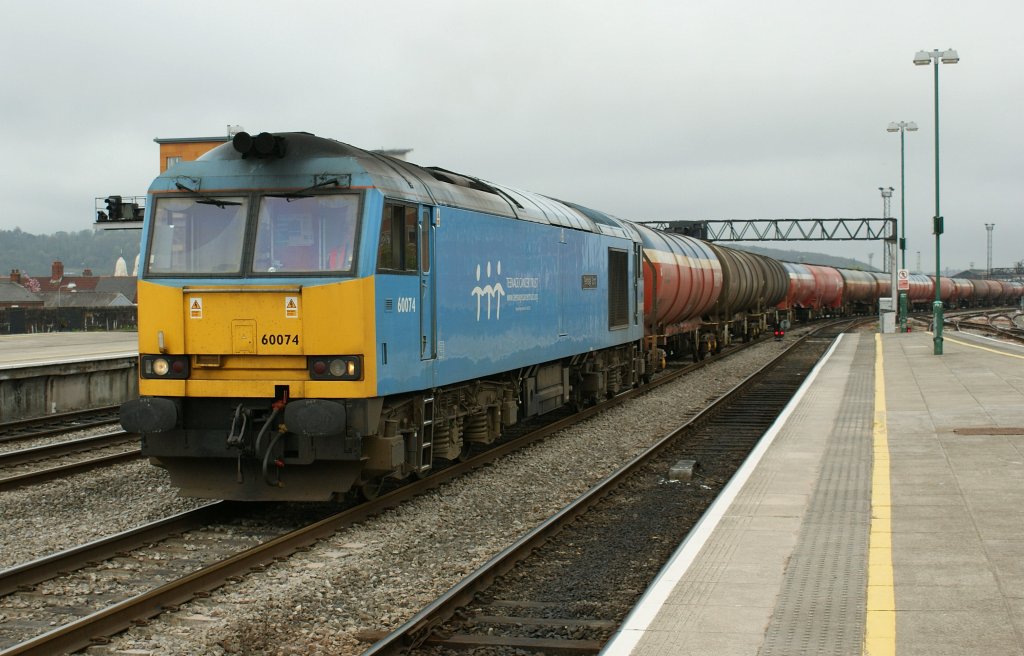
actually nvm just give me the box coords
[471,261,505,321]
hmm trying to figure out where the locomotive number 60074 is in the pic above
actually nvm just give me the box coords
[261,334,299,346]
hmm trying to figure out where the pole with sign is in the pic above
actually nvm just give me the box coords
[897,268,910,332]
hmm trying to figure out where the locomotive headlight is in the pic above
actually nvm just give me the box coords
[140,354,190,379]
[329,359,352,377]
[308,356,362,381]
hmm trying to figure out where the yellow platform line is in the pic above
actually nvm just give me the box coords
[864,333,895,656]
[945,335,1024,359]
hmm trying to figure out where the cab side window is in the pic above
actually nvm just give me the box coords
[377,203,418,272]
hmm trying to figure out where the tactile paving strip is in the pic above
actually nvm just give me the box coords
[759,336,874,655]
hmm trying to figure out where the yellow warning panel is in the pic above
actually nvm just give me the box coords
[285,295,299,319]
[189,297,203,319]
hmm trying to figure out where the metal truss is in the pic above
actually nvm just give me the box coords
[644,219,897,242]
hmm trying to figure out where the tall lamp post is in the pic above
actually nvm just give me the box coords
[914,47,958,355]
[57,282,76,307]
[879,186,897,333]
[887,120,918,332]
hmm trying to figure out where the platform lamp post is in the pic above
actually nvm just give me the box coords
[57,282,76,307]
[914,47,958,355]
[887,120,918,332]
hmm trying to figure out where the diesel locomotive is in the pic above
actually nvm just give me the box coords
[120,131,1021,502]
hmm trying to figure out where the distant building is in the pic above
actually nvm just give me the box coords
[95,277,138,303]
[951,269,1024,281]
[0,271,44,308]
[28,261,137,305]
[154,133,232,173]
[40,291,133,308]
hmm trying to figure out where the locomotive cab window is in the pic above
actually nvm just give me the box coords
[253,194,359,274]
[148,196,249,275]
[377,203,418,272]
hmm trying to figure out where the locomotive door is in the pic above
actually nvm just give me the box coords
[418,206,436,361]
[558,229,567,336]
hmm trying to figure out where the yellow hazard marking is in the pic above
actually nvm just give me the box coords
[944,335,1024,360]
[285,295,299,319]
[864,333,895,655]
[189,297,203,319]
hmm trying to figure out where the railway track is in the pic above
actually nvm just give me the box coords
[0,501,339,655]
[949,311,1024,345]
[0,407,122,445]
[908,308,1024,345]
[0,431,141,491]
[357,319,859,655]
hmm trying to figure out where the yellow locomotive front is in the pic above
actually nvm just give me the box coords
[122,150,384,501]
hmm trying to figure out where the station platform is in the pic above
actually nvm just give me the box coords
[0,331,137,369]
[601,329,1024,656]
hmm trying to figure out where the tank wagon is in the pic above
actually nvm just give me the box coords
[120,131,1015,502]
[837,268,878,313]
[950,278,975,307]
[706,244,788,345]
[870,271,892,300]
[776,263,845,322]
[906,274,935,309]
[630,222,722,361]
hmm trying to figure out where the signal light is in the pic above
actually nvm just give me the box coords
[105,195,123,220]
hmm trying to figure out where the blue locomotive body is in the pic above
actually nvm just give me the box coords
[123,132,649,500]
[374,204,642,396]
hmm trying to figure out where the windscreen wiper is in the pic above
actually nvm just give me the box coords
[174,182,242,208]
[266,178,341,202]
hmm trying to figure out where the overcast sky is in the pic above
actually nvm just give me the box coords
[1,1,1020,273]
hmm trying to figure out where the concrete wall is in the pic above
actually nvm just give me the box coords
[0,357,138,420]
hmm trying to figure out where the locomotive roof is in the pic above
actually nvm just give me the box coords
[156,132,634,240]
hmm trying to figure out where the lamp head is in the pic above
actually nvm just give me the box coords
[913,50,932,65]
[906,121,919,131]
[941,49,959,64]
[887,122,900,132]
